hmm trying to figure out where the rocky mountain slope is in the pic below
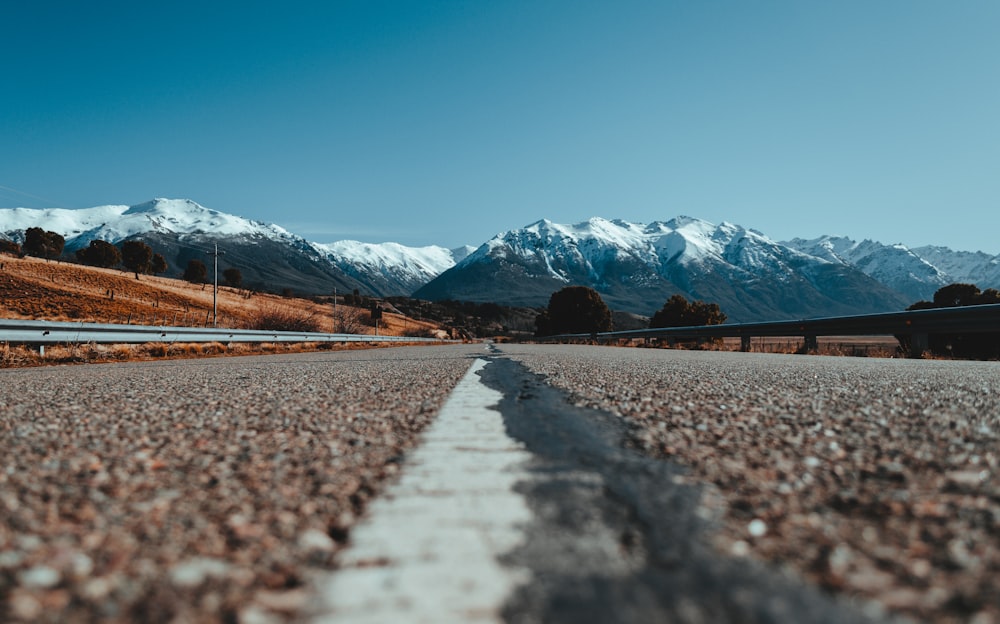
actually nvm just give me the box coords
[414,217,913,321]
[0,199,466,297]
[3,199,998,321]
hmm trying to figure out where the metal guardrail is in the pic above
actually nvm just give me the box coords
[0,319,453,346]
[545,303,1000,356]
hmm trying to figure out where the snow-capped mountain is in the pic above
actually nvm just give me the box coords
[911,245,1000,290]
[783,236,950,302]
[0,198,299,247]
[0,199,466,297]
[414,216,911,321]
[784,236,1000,302]
[313,240,471,295]
[4,198,999,321]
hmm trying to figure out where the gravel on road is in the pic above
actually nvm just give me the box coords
[0,345,481,623]
[500,344,1000,624]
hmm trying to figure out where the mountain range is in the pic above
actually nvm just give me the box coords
[2,198,998,322]
[0,199,468,298]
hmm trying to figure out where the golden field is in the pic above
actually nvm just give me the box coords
[0,254,452,366]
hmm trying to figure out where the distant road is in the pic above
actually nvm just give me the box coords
[3,344,997,622]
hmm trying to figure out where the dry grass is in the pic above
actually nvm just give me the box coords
[243,302,325,332]
[620,335,903,358]
[0,339,434,368]
[0,255,454,367]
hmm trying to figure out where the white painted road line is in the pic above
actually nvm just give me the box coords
[309,358,533,623]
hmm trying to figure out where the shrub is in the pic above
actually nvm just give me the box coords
[151,253,168,275]
[76,239,122,268]
[222,267,242,288]
[245,304,324,332]
[23,227,65,259]
[0,240,21,256]
[536,286,613,336]
[650,294,727,328]
[899,283,1000,358]
[121,240,153,275]
[332,305,366,334]
[183,259,208,283]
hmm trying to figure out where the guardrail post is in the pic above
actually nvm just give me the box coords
[804,335,818,352]
[909,333,929,358]
[740,336,751,352]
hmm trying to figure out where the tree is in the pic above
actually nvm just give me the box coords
[536,286,612,336]
[22,228,44,256]
[183,259,208,283]
[222,267,242,288]
[899,283,1000,358]
[75,239,121,268]
[932,283,981,307]
[151,253,168,275]
[121,240,153,276]
[909,283,1000,312]
[332,305,365,333]
[47,232,65,259]
[0,240,22,256]
[650,294,727,328]
[23,227,65,259]
[981,289,1000,304]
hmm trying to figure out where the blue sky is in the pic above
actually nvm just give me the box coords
[2,1,998,252]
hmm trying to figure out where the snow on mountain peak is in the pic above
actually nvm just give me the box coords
[463,215,801,281]
[783,235,952,300]
[314,240,458,276]
[0,198,297,246]
[123,198,200,215]
[0,198,475,295]
[5,198,999,305]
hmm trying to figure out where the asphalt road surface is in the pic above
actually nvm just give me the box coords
[3,343,998,623]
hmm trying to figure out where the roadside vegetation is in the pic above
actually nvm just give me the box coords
[0,255,452,368]
[899,283,1000,359]
[533,286,613,336]
[385,297,538,340]
[4,236,997,362]
[532,283,999,360]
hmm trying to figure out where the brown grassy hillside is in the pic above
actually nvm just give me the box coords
[0,254,447,338]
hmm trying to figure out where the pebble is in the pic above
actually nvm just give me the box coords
[0,345,478,622]
[298,528,336,553]
[747,519,767,538]
[18,566,61,589]
[503,344,1000,624]
[169,558,232,588]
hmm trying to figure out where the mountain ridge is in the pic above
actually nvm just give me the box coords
[2,199,999,321]
[0,199,464,297]
[418,216,916,321]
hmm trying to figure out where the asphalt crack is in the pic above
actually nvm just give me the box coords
[479,355,893,624]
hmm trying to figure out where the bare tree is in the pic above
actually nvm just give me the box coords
[332,305,366,334]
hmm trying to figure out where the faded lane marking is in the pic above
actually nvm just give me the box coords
[310,358,533,623]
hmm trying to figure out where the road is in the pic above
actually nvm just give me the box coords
[491,345,1000,623]
[2,344,998,622]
